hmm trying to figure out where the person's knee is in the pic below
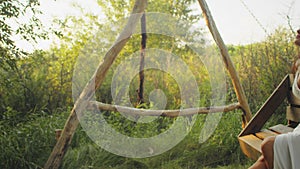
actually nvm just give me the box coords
[261,136,275,154]
[261,136,275,169]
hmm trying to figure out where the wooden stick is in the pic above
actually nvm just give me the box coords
[138,12,147,104]
[44,1,147,168]
[197,0,252,127]
[88,101,241,117]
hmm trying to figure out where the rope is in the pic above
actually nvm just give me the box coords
[239,0,268,35]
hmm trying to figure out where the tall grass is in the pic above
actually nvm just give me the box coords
[0,105,256,169]
[0,109,68,169]
[61,110,253,168]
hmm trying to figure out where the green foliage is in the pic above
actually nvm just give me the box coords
[0,50,71,114]
[97,0,198,22]
[230,27,297,113]
[0,0,48,69]
[0,0,56,114]
[0,111,68,169]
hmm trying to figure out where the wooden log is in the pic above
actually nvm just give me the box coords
[197,0,252,127]
[44,1,147,169]
[87,101,241,117]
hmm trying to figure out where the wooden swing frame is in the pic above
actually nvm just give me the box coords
[44,0,254,168]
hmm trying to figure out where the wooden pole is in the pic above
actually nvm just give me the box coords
[138,12,147,104]
[44,1,147,168]
[197,0,252,127]
[88,101,241,117]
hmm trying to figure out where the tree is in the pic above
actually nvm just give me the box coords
[0,0,52,114]
[0,0,48,69]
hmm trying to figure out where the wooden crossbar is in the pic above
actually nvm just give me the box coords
[87,101,241,117]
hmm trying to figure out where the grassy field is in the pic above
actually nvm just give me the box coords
[0,108,256,169]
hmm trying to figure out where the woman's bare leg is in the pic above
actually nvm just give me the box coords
[261,136,275,169]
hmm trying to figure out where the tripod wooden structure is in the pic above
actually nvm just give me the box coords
[44,0,255,168]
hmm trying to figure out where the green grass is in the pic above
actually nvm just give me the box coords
[1,108,256,169]
[61,110,253,169]
[0,110,69,169]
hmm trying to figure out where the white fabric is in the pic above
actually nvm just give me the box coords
[274,127,300,169]
[274,72,300,169]
[292,72,300,99]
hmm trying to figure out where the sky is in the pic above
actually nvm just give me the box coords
[15,0,300,52]
[205,0,300,44]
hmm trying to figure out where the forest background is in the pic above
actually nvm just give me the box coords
[0,0,299,168]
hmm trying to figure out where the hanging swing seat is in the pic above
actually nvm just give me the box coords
[239,124,293,160]
[238,74,300,160]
